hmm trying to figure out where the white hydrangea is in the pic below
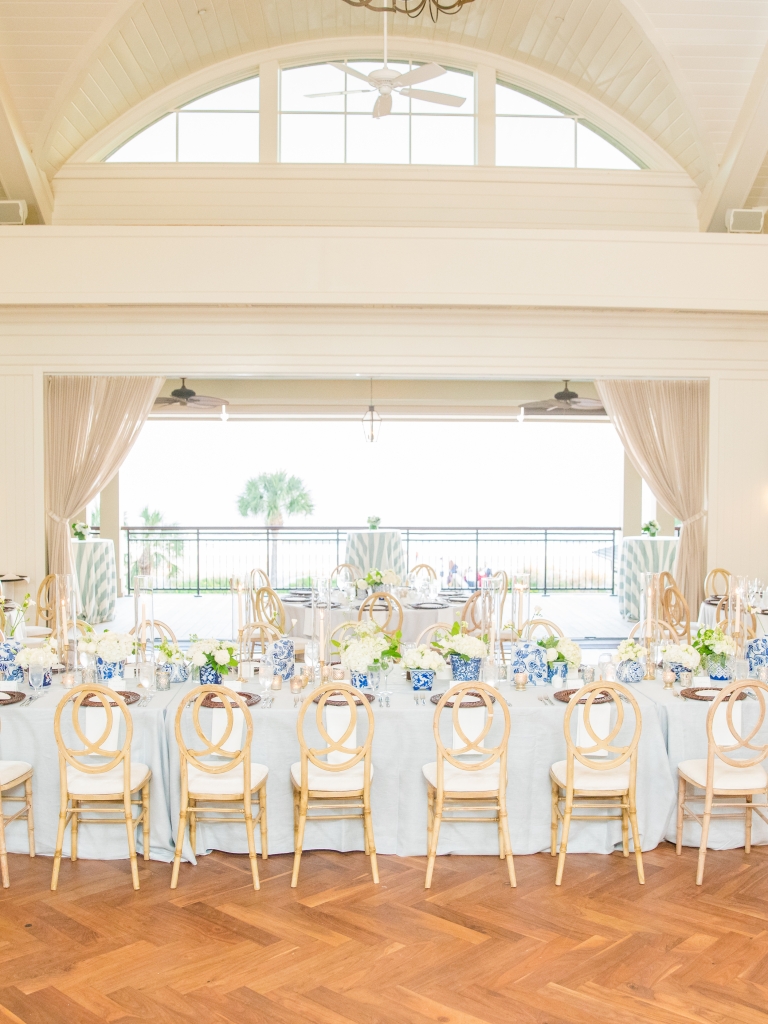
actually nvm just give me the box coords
[403,645,445,673]
[660,642,701,670]
[78,637,99,656]
[15,642,58,669]
[613,638,647,663]
[157,642,185,665]
[382,569,400,585]
[711,634,736,656]
[340,633,391,674]
[187,638,235,668]
[554,638,582,668]
[95,632,134,664]
[439,632,487,660]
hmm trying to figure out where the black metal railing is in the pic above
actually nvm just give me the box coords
[122,525,620,595]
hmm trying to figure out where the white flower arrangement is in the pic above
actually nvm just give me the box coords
[537,636,582,668]
[382,569,400,585]
[15,641,58,670]
[434,625,487,662]
[336,622,400,674]
[693,626,736,659]
[188,638,238,672]
[94,632,135,664]
[157,639,186,665]
[403,645,445,673]
[660,642,701,670]
[612,638,647,664]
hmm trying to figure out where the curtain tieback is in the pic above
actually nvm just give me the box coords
[46,510,69,524]
[680,511,705,527]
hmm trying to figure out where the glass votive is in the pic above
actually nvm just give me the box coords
[290,676,302,694]
[679,670,693,688]
[271,673,283,691]
[757,665,768,684]
[735,658,750,680]
[581,665,595,685]
[603,662,617,682]
[332,667,345,681]
[60,671,76,689]
[514,671,528,690]
[155,666,171,691]
[662,669,676,690]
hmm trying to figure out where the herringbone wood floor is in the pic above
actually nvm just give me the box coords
[1,843,767,1023]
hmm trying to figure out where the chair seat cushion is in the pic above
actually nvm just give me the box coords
[0,760,32,787]
[550,759,630,792]
[678,758,768,792]
[188,762,268,796]
[422,761,501,792]
[290,761,371,792]
[66,762,150,796]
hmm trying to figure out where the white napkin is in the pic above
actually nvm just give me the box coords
[210,706,245,754]
[326,702,357,765]
[712,697,742,748]
[576,703,611,758]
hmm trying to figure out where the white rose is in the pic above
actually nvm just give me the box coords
[214,649,230,666]
[191,652,205,667]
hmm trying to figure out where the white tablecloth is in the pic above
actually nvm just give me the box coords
[281,600,463,644]
[618,535,679,621]
[698,600,767,635]
[345,530,405,578]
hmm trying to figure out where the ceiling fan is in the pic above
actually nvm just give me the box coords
[520,381,606,418]
[306,15,466,118]
[153,378,229,410]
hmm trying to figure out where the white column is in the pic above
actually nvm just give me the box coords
[100,472,122,597]
[622,452,642,539]
[259,60,279,164]
[476,65,496,167]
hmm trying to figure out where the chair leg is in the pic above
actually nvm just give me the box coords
[244,799,260,891]
[555,801,573,886]
[498,803,516,888]
[0,791,8,888]
[550,779,559,856]
[51,799,69,891]
[259,784,268,859]
[675,774,686,855]
[189,798,197,856]
[425,797,443,889]
[170,798,188,889]
[745,793,753,854]
[24,778,35,858]
[291,792,308,888]
[696,792,714,886]
[628,797,645,884]
[124,792,140,890]
[426,786,434,854]
[621,801,629,858]
[292,786,299,850]
[142,783,150,861]
[70,800,79,862]
[363,799,379,884]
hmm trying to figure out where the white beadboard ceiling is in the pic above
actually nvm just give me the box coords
[1,0,768,198]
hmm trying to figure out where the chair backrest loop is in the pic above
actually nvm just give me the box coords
[707,679,768,769]
[54,683,133,775]
[563,681,642,771]
[357,593,403,633]
[432,682,510,773]
[175,685,253,774]
[296,683,375,777]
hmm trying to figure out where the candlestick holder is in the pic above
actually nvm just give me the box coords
[643,571,661,679]
[133,575,155,670]
[55,574,78,675]
[311,576,332,684]
[480,575,503,682]
[511,573,530,634]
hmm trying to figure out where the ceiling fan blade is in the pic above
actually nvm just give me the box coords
[305,89,374,97]
[187,395,229,408]
[392,62,446,88]
[397,88,466,108]
[330,62,373,85]
[153,397,182,406]
[569,397,604,409]
[373,93,392,119]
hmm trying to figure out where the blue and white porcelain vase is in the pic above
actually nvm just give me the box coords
[450,655,481,681]
[0,639,23,683]
[199,663,222,685]
[616,658,644,684]
[267,638,295,681]
[350,670,372,689]
[703,653,732,683]
[746,638,768,673]
[665,661,686,681]
[547,661,569,686]
[170,662,189,684]
[412,669,435,691]
[97,657,125,682]
[510,642,548,686]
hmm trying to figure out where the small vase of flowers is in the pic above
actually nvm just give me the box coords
[90,632,135,682]
[71,521,89,541]
[188,638,238,685]
[335,621,400,688]
[659,642,701,680]
[15,641,58,686]
[612,639,647,684]
[357,568,400,595]
[435,623,487,681]
[403,645,445,690]
[537,636,582,685]
[4,593,30,639]
[157,639,189,685]
[641,519,660,537]
[692,627,736,681]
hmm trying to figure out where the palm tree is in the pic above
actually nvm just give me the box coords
[237,472,314,585]
[130,507,184,586]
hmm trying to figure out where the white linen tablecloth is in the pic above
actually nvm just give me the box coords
[698,600,767,635]
[282,601,462,644]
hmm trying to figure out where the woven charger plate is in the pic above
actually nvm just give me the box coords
[679,686,747,702]
[313,690,375,706]
[0,691,26,706]
[553,688,613,705]
[430,690,497,708]
[201,691,261,708]
[81,690,141,707]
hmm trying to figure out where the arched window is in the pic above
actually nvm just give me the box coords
[496,81,641,169]
[107,77,260,162]
[279,62,475,165]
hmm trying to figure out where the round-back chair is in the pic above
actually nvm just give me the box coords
[35,573,56,625]
[250,568,271,592]
[331,563,361,586]
[628,619,675,641]
[240,620,282,661]
[129,619,177,660]
[460,592,482,634]
[409,563,437,581]
[662,583,692,644]
[415,622,455,648]
[252,586,286,632]
[704,568,731,600]
[520,618,564,640]
[357,593,403,634]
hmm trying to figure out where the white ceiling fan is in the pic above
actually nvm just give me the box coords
[306,14,466,118]
[153,378,229,410]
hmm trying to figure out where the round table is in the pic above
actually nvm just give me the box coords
[345,530,405,579]
[618,535,679,621]
[71,538,117,624]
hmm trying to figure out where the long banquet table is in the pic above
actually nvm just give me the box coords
[2,665,765,866]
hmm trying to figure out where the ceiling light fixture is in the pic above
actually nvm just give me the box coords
[362,378,382,442]
[341,0,475,21]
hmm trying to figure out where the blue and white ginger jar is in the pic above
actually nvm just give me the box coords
[510,642,548,686]
[96,657,125,682]
[547,661,569,686]
[616,658,644,684]
[199,663,222,685]
[0,639,23,683]
[267,638,295,681]
[412,669,435,691]
[746,637,768,672]
[350,670,372,689]
[450,655,481,681]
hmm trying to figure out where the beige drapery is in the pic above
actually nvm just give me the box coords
[45,376,164,576]
[595,380,708,612]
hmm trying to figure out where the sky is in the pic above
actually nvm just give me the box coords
[117,418,625,528]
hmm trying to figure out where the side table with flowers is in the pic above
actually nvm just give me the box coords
[537,636,582,685]
[188,638,238,685]
[434,623,487,681]
[692,627,736,681]
[402,645,445,690]
[612,639,647,684]
[334,620,400,688]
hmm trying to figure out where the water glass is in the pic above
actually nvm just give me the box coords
[139,661,156,695]
[259,659,274,694]
[735,658,750,680]
[757,665,768,684]
[581,665,595,685]
[29,667,44,695]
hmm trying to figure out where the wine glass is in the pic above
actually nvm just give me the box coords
[259,656,274,696]
[379,655,395,698]
[29,667,44,699]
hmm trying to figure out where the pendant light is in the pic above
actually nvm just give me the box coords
[362,378,382,442]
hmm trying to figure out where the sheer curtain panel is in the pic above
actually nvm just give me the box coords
[45,376,164,575]
[596,380,708,611]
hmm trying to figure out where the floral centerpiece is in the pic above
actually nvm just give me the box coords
[4,593,31,639]
[537,636,582,683]
[434,622,487,681]
[692,627,736,681]
[612,638,647,684]
[403,644,445,691]
[641,519,660,537]
[156,638,189,683]
[659,642,701,680]
[88,631,135,681]
[71,521,89,540]
[188,638,238,685]
[334,620,400,688]
[15,640,58,686]
[356,568,400,594]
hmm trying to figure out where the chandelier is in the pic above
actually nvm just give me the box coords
[341,0,475,20]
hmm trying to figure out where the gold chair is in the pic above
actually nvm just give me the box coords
[76,620,94,635]
[520,618,564,640]
[719,615,757,641]
[240,620,282,662]
[252,586,286,632]
[52,684,151,891]
[291,683,377,887]
[424,682,514,889]
[415,622,455,647]
[0,761,34,888]
[662,583,692,643]
[129,618,177,660]
[331,563,361,584]
[358,593,403,634]
[658,570,677,593]
[628,618,675,640]
[35,573,56,626]
[171,685,268,891]
[329,621,360,662]
[676,679,768,885]
[250,568,271,592]
[704,568,731,601]
[460,591,482,634]
[550,681,644,886]
[410,563,437,580]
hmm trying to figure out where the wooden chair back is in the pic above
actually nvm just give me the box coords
[628,618,675,640]
[658,571,677,592]
[520,618,563,639]
[706,680,768,781]
[175,685,253,780]
[563,681,641,776]
[491,569,509,595]
[329,620,359,662]
[76,620,93,635]
[415,622,455,647]
[432,682,510,778]
[662,584,691,643]
[358,593,403,633]
[250,568,271,592]
[35,573,56,625]
[704,568,731,600]
[129,618,176,642]
[719,616,757,641]
[253,587,285,632]
[331,563,360,585]
[240,620,282,659]
[410,563,437,581]
[54,683,133,777]
[460,591,481,633]
[296,683,374,786]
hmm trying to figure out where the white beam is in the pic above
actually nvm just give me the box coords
[0,69,53,225]
[699,41,768,232]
